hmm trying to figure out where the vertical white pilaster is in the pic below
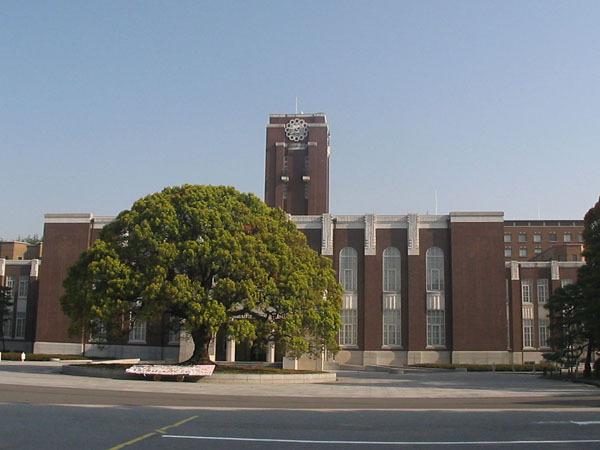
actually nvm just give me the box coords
[30,259,40,278]
[282,356,298,370]
[511,261,520,281]
[266,342,276,363]
[0,258,5,277]
[226,338,236,362]
[407,214,420,256]
[208,335,216,361]
[364,214,376,255]
[321,213,333,255]
[551,260,560,281]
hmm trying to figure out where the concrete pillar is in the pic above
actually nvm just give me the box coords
[226,338,236,362]
[282,356,298,370]
[208,335,216,362]
[266,342,275,363]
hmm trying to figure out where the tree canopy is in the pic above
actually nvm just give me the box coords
[61,185,342,363]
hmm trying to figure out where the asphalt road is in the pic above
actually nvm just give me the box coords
[2,404,600,449]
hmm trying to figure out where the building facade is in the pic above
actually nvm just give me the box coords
[4,112,586,366]
[0,241,42,352]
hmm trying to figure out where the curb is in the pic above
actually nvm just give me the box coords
[61,365,336,384]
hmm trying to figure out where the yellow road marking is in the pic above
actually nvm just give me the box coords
[108,432,156,450]
[108,415,199,449]
[156,415,199,434]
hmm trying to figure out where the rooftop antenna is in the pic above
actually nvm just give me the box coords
[295,97,298,114]
[435,190,438,215]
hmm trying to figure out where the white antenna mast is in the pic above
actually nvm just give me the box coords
[295,97,298,114]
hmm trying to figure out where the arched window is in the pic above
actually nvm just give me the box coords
[425,247,445,347]
[339,247,358,346]
[340,247,357,291]
[426,247,444,291]
[382,247,401,347]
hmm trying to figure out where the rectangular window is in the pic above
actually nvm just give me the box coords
[504,234,512,243]
[578,234,583,243]
[504,248,512,258]
[282,150,288,171]
[539,319,550,348]
[534,247,542,255]
[426,310,445,347]
[14,312,26,339]
[519,247,527,258]
[428,268,442,291]
[383,269,399,292]
[563,233,572,243]
[2,318,12,338]
[518,232,527,243]
[533,233,542,243]
[549,232,557,243]
[128,320,147,344]
[523,319,534,348]
[561,279,573,288]
[5,276,14,296]
[304,153,309,173]
[18,276,29,298]
[382,293,400,347]
[340,308,357,346]
[304,182,309,200]
[521,280,532,303]
[537,279,549,304]
[342,269,355,291]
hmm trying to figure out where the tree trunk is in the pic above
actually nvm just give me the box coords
[184,326,215,365]
[584,337,594,377]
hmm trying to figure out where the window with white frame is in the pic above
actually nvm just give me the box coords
[382,247,401,347]
[533,233,542,243]
[504,234,512,243]
[504,247,512,258]
[537,279,549,304]
[427,310,445,347]
[15,312,26,339]
[549,232,557,243]
[578,234,583,243]
[539,319,550,348]
[534,247,542,255]
[18,276,29,298]
[5,276,14,296]
[426,247,444,291]
[521,280,532,303]
[523,319,534,348]
[518,232,527,243]
[426,247,445,347]
[2,316,12,338]
[519,247,527,257]
[561,279,573,288]
[563,233,572,243]
[128,319,147,343]
[339,247,358,346]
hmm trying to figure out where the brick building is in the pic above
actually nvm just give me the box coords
[6,112,587,365]
[0,241,42,352]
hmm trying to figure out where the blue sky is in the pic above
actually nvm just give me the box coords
[1,1,599,238]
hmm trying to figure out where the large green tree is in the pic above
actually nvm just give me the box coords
[61,185,342,364]
[578,195,600,375]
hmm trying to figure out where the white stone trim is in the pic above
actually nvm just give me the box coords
[4,259,35,266]
[376,216,408,229]
[364,214,376,255]
[291,215,321,229]
[510,261,520,281]
[93,216,115,229]
[407,214,420,255]
[335,215,365,229]
[0,258,4,277]
[551,261,560,281]
[321,213,333,256]
[449,212,504,223]
[30,259,40,278]
[44,213,93,224]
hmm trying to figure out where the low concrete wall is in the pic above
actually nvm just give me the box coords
[34,341,179,362]
[452,351,512,365]
[407,351,451,365]
[62,364,336,384]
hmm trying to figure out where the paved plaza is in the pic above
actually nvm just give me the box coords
[1,362,600,449]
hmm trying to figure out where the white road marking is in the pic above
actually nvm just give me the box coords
[535,420,600,426]
[162,435,600,445]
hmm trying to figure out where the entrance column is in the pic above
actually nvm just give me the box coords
[226,338,236,362]
[266,342,275,363]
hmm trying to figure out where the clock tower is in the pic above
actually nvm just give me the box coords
[264,113,330,215]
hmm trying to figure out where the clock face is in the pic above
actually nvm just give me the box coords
[284,118,309,142]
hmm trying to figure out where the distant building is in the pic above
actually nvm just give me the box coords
[10,113,587,366]
[0,241,42,352]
